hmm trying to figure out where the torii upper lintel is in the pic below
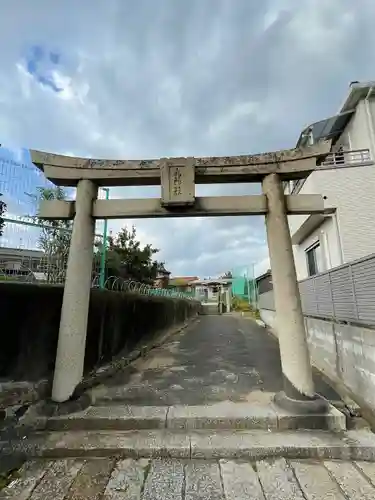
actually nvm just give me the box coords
[30,141,331,187]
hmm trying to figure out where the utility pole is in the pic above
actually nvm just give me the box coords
[99,188,110,288]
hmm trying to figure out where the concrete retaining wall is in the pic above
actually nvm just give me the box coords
[260,308,375,413]
[0,282,200,383]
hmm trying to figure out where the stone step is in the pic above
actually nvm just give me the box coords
[45,402,346,432]
[6,429,375,461]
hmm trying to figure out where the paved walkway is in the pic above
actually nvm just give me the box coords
[2,456,375,499]
[1,315,351,498]
[92,314,338,406]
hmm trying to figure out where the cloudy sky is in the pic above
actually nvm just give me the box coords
[0,0,374,278]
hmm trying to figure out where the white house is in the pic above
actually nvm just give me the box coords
[286,81,375,280]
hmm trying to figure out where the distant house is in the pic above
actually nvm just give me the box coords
[154,269,171,289]
[168,276,199,293]
[189,278,232,303]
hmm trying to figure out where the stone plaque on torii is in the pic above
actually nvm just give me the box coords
[31,141,332,415]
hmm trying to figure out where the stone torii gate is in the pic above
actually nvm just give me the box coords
[31,142,331,413]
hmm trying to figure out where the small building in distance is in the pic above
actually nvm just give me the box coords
[0,246,44,272]
[189,278,232,303]
[154,269,171,289]
[168,276,199,294]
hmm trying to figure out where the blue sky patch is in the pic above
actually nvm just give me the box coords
[25,45,63,93]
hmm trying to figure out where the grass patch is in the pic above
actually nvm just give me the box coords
[242,309,261,320]
[232,296,260,319]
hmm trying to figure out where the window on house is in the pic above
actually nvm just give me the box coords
[306,243,322,276]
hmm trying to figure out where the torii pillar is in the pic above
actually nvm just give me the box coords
[52,179,97,403]
[262,173,328,413]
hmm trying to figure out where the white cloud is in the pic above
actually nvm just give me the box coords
[208,101,262,138]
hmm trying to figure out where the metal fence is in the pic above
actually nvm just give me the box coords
[91,275,196,300]
[0,149,111,286]
[258,253,375,326]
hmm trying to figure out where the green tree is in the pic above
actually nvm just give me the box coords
[36,186,72,283]
[0,193,6,237]
[96,225,167,284]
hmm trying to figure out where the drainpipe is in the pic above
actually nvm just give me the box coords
[333,211,344,265]
[323,231,332,269]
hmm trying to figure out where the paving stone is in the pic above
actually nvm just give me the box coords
[102,458,149,500]
[65,458,116,500]
[28,459,83,500]
[219,460,265,500]
[185,461,224,500]
[142,459,184,500]
[0,460,48,500]
[39,430,191,458]
[167,402,278,430]
[355,461,375,487]
[256,458,305,500]
[3,458,375,499]
[47,405,168,431]
[290,460,346,499]
[324,461,375,500]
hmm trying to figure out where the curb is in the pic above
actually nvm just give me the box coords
[256,319,266,327]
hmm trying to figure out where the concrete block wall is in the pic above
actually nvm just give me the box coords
[260,308,375,413]
[0,282,200,383]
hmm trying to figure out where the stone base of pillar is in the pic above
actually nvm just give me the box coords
[36,392,92,418]
[273,391,329,415]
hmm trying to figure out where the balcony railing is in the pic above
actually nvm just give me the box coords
[289,148,373,194]
[318,148,373,170]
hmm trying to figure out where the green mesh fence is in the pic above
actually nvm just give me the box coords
[231,264,258,306]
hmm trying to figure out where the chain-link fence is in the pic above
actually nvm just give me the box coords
[0,148,108,285]
[0,155,86,283]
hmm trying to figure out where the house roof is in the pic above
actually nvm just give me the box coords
[189,278,233,285]
[255,269,272,282]
[297,81,375,148]
[0,247,44,260]
[169,276,199,286]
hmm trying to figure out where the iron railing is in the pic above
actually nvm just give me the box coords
[291,148,373,194]
[318,148,373,169]
[258,253,375,326]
